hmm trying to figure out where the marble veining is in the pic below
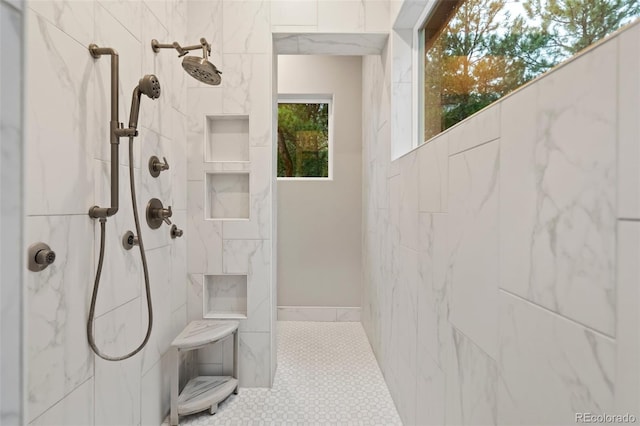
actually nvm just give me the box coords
[172,321,239,350]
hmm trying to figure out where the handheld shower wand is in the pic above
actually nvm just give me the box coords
[129,75,161,131]
[87,43,160,362]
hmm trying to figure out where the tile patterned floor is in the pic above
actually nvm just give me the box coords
[165,321,402,425]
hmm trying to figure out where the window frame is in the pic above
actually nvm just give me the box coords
[276,94,334,181]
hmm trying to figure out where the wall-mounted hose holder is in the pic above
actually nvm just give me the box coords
[28,242,56,272]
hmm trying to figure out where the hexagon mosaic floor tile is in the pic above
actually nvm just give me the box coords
[164,321,402,425]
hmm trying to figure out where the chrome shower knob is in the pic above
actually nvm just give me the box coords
[28,242,56,272]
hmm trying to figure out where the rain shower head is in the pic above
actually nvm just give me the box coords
[151,38,222,86]
[182,56,221,86]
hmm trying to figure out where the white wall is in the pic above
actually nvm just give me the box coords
[362,18,640,425]
[277,55,362,308]
[0,0,24,424]
[23,1,188,424]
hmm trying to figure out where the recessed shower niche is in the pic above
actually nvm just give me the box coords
[205,116,249,162]
[203,275,248,318]
[205,172,250,220]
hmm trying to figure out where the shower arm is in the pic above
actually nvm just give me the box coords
[87,44,137,219]
[151,38,211,58]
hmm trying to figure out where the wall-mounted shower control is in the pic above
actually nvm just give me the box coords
[147,198,173,229]
[170,225,184,239]
[28,242,56,272]
[149,156,170,177]
[122,231,139,250]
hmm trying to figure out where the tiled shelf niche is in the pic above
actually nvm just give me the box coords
[205,116,250,162]
[205,172,250,220]
[203,275,248,319]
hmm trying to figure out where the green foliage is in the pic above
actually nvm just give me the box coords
[277,103,329,178]
[425,0,639,138]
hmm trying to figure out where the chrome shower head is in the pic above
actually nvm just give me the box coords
[139,74,161,99]
[182,55,222,86]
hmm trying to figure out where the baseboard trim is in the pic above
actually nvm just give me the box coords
[277,306,361,322]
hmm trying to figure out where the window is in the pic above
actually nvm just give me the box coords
[422,0,640,142]
[277,96,332,179]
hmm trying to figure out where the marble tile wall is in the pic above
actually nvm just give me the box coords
[23,0,188,424]
[362,19,640,425]
[186,0,275,388]
[0,0,24,424]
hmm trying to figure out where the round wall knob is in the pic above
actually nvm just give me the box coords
[28,242,56,272]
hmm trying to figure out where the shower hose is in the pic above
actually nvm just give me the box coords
[87,136,153,361]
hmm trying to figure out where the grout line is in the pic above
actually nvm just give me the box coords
[28,376,93,425]
[498,288,616,342]
[448,137,500,158]
[94,295,141,320]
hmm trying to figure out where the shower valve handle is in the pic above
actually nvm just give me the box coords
[146,198,173,229]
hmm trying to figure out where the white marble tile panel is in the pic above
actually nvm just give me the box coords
[318,0,365,31]
[187,274,204,321]
[26,215,94,422]
[274,33,388,55]
[391,29,412,83]
[187,180,223,274]
[365,0,389,31]
[172,109,188,210]
[500,43,617,336]
[418,212,449,368]
[141,353,172,426]
[141,246,173,375]
[26,11,94,215]
[187,87,223,180]
[223,240,271,332]
[415,355,445,426]
[387,246,418,425]
[171,304,188,346]
[419,134,448,212]
[447,102,500,156]
[238,332,271,387]
[143,0,170,32]
[187,0,223,80]
[271,0,317,27]
[223,146,271,239]
[222,54,270,115]
[170,210,188,311]
[29,378,94,426]
[94,298,142,426]
[399,150,419,248]
[97,0,142,41]
[93,3,143,167]
[140,3,173,139]
[0,4,23,422]
[618,25,640,219]
[93,161,142,316]
[448,140,499,360]
[445,327,497,426]
[614,221,640,416]
[28,0,94,46]
[497,291,616,425]
[391,82,412,159]
[222,0,270,54]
